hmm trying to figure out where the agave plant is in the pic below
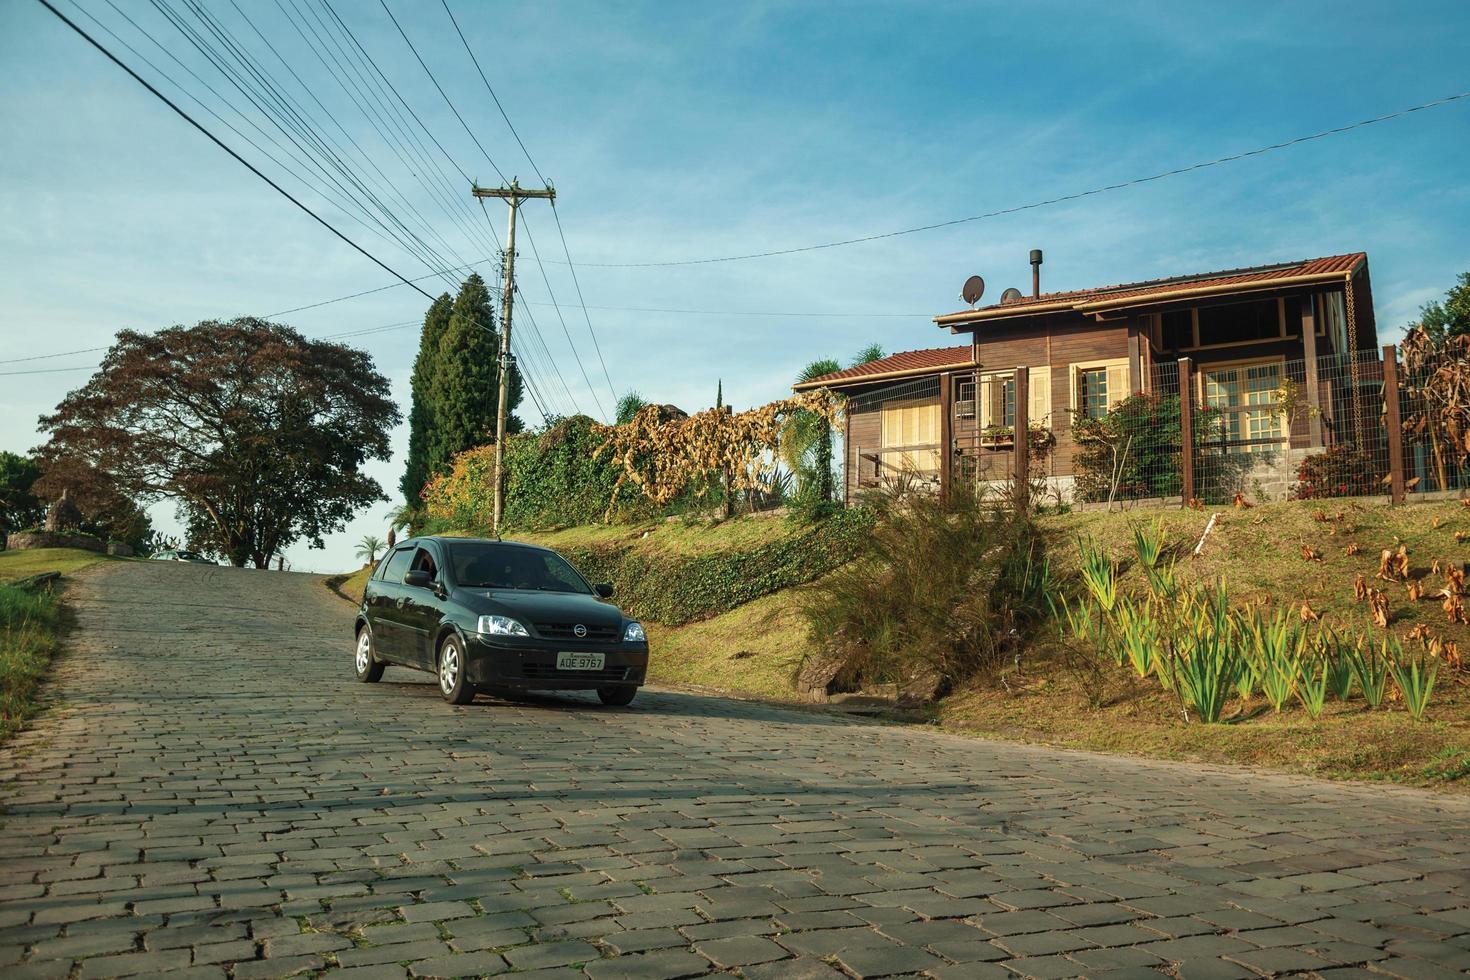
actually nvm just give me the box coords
[1076,536,1118,616]
[1244,606,1301,712]
[1172,582,1241,723]
[1112,597,1156,676]
[1387,645,1439,721]
[1317,626,1356,701]
[1346,636,1392,709]
[1295,654,1330,719]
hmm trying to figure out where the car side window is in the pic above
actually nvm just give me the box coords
[410,547,438,581]
[381,547,414,583]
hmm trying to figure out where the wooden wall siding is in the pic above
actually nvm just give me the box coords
[1352,267,1378,353]
[847,401,883,495]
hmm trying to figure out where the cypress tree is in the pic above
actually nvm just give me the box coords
[400,293,452,505]
[426,274,523,476]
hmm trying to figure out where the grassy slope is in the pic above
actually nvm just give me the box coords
[0,548,112,741]
[0,547,112,585]
[952,498,1470,788]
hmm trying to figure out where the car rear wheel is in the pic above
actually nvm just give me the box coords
[597,685,637,706]
[354,627,384,683]
[438,635,476,705]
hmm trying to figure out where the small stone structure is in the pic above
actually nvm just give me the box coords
[45,488,82,532]
[6,489,106,553]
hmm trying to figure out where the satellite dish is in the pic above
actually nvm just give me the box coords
[1001,287,1024,305]
[960,275,985,307]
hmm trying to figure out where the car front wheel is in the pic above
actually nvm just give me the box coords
[354,627,384,683]
[598,685,637,707]
[438,635,476,705]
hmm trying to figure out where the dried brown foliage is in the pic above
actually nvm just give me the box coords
[1369,588,1390,628]
[1353,573,1368,602]
[593,391,841,520]
[1300,544,1322,562]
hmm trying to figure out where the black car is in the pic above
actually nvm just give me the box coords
[353,536,649,706]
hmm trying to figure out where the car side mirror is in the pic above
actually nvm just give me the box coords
[403,569,433,589]
[594,582,614,599]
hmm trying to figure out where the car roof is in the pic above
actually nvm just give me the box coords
[396,535,553,554]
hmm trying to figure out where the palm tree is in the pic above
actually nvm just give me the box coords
[355,535,384,566]
[782,358,841,501]
[850,343,885,367]
[615,390,648,425]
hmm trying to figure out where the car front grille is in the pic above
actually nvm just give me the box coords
[533,622,620,642]
[521,664,629,682]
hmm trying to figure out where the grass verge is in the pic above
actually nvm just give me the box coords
[0,579,64,741]
[0,547,111,585]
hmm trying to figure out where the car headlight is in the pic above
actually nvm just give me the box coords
[624,621,647,643]
[478,615,529,637]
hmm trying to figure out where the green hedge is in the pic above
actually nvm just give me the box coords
[558,508,875,625]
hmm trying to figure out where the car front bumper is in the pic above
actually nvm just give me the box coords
[466,635,649,689]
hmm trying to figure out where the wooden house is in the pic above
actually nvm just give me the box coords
[794,252,1378,503]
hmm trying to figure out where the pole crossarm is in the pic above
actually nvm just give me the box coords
[473,180,555,203]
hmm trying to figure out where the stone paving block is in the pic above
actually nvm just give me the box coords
[502,939,600,970]
[739,956,847,979]
[407,951,511,977]
[693,934,788,967]
[832,941,946,977]
[583,949,711,979]
[226,954,326,980]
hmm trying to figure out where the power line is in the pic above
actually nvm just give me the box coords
[437,0,618,413]
[559,89,1470,268]
[32,0,437,303]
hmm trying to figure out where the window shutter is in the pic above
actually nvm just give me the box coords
[1105,363,1131,409]
[1028,368,1051,427]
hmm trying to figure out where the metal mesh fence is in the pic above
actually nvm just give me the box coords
[839,348,1445,509]
[846,376,943,498]
[1067,360,1185,505]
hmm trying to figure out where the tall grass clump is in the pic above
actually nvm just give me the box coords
[800,485,1052,698]
[0,582,62,741]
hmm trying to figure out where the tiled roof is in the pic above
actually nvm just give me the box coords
[793,345,975,391]
[936,252,1366,325]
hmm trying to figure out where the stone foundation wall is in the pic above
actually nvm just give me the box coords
[5,530,107,553]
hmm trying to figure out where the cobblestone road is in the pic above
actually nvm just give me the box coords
[2,561,1470,979]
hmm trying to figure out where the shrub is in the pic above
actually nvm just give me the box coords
[799,487,1051,699]
[1289,444,1386,500]
[1070,393,1225,503]
[559,508,875,626]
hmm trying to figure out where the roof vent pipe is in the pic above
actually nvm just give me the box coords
[1030,249,1043,298]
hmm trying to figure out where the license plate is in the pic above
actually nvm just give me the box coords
[556,651,606,671]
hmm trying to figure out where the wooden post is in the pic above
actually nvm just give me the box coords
[1013,366,1030,510]
[842,410,852,506]
[1383,344,1405,505]
[1179,357,1195,506]
[1301,295,1323,447]
[938,373,953,503]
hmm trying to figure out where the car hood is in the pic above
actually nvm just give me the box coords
[454,588,625,626]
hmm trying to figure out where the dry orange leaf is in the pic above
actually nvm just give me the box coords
[1369,589,1390,628]
[1353,573,1368,602]
[1407,623,1431,644]
[1345,542,1361,556]
[1299,601,1320,623]
[1445,593,1467,625]
[1301,545,1322,562]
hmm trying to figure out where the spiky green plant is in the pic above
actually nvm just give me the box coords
[1346,636,1391,709]
[1317,626,1356,701]
[1076,536,1118,616]
[1171,582,1240,723]
[1244,606,1300,712]
[1112,597,1156,675]
[1388,646,1439,721]
[1295,655,1330,719]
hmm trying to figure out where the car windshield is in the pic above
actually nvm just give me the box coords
[448,542,591,594]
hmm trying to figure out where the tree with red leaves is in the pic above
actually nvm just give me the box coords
[38,318,398,567]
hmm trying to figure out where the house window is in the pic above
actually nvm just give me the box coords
[1070,359,1130,419]
[1196,298,1283,347]
[1078,369,1109,419]
[1202,361,1284,453]
[879,397,941,476]
[980,374,1016,430]
[955,379,976,420]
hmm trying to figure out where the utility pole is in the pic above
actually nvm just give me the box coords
[472,179,554,534]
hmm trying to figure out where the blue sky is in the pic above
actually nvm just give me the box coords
[2,0,1468,571]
